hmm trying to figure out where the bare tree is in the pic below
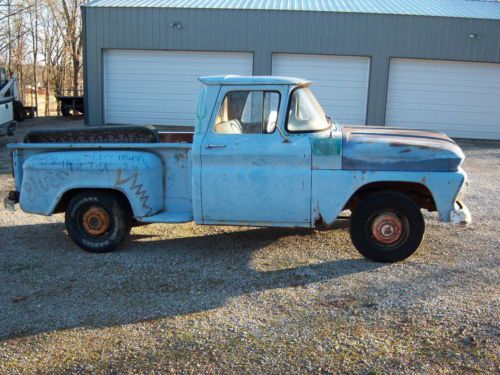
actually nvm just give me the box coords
[1,0,86,116]
[28,0,39,115]
[47,0,85,96]
[40,1,63,115]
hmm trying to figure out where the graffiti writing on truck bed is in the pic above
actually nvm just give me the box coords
[115,169,153,215]
[23,170,70,202]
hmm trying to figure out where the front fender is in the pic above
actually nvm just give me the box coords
[20,151,163,217]
[312,169,466,225]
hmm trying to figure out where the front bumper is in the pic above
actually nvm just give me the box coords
[450,201,471,226]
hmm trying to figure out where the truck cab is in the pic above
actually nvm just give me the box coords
[6,76,471,262]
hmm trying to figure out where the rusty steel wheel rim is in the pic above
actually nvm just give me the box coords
[370,212,405,245]
[82,206,111,236]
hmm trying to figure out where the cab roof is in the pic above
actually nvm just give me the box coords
[199,75,311,86]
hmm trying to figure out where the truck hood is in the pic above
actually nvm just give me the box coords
[341,126,464,172]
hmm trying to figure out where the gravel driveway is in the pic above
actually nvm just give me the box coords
[0,119,498,374]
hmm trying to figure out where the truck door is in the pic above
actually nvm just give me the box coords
[200,85,312,226]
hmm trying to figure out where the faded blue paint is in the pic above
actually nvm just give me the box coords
[195,83,311,225]
[342,126,465,172]
[9,143,192,219]
[311,169,466,225]
[310,129,343,170]
[8,77,469,228]
[20,151,164,217]
[199,76,310,86]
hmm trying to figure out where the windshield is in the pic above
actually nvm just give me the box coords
[287,87,331,133]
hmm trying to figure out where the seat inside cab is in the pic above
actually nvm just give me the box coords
[214,91,279,134]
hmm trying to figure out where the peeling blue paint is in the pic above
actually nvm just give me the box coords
[8,78,469,229]
[342,126,464,172]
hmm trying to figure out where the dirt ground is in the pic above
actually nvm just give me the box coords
[0,118,498,374]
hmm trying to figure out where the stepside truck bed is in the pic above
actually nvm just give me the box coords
[8,126,195,221]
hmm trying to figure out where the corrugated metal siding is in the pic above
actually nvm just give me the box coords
[85,0,500,20]
[84,7,500,127]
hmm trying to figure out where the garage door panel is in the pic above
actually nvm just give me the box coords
[386,58,500,140]
[390,63,500,75]
[388,73,500,86]
[387,110,499,125]
[106,90,198,98]
[388,93,500,107]
[388,100,500,112]
[389,86,500,96]
[104,50,253,126]
[107,101,195,111]
[272,54,370,125]
[385,121,499,135]
[108,112,194,121]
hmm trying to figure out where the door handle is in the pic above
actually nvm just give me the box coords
[205,144,226,149]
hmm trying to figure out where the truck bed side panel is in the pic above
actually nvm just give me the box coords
[20,150,164,217]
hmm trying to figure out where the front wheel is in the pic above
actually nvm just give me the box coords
[349,192,425,263]
[65,191,132,253]
[13,101,25,122]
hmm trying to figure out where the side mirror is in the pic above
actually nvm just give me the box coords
[266,110,278,134]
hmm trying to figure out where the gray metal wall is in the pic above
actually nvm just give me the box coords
[83,7,500,126]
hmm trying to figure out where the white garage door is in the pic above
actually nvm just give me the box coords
[103,50,253,126]
[386,58,500,140]
[272,54,370,124]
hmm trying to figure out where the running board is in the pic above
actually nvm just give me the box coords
[137,211,193,223]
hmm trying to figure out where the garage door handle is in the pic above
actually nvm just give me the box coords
[205,144,226,149]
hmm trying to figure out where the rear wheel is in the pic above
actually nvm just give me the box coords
[349,192,425,262]
[65,191,131,253]
[61,104,72,117]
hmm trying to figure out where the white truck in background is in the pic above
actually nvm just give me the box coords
[0,67,16,136]
[0,66,36,137]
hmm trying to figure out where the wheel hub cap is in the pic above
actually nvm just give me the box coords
[82,206,110,236]
[371,213,403,245]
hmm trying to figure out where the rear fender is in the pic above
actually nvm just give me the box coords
[20,150,163,217]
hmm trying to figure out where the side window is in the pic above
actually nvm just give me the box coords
[214,91,280,134]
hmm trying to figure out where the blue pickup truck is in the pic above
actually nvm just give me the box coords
[5,76,471,262]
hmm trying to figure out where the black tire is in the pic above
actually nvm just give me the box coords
[65,190,132,253]
[349,192,425,263]
[61,104,71,117]
[13,101,25,122]
[7,122,16,136]
[25,107,34,119]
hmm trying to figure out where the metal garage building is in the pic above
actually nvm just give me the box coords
[83,0,500,139]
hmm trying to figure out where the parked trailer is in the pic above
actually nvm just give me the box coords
[5,76,471,262]
[55,89,84,116]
